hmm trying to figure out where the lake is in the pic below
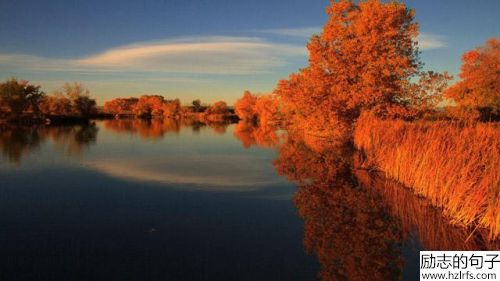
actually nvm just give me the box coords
[0,120,496,281]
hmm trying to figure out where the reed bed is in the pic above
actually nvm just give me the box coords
[354,112,500,239]
[355,168,499,250]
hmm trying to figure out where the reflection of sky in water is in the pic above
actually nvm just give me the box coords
[0,121,293,195]
[85,123,288,191]
[0,121,316,281]
[85,156,282,190]
[1,120,496,281]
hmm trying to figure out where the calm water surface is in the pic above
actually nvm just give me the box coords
[0,120,496,281]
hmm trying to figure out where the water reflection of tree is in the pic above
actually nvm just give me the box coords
[104,119,181,139]
[0,126,42,164]
[233,122,280,149]
[237,123,500,280]
[0,124,98,163]
[40,125,98,156]
[274,133,404,281]
[207,122,227,135]
[355,168,500,251]
[104,119,231,138]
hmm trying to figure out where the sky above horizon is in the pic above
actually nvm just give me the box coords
[0,0,498,105]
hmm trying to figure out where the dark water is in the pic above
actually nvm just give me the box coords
[0,120,496,281]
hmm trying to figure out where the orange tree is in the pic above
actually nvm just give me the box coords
[234,90,257,122]
[104,98,139,115]
[0,78,45,119]
[205,101,229,115]
[275,0,420,133]
[445,38,499,120]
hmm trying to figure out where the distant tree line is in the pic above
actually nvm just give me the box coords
[0,79,96,122]
[0,78,238,124]
[104,96,236,122]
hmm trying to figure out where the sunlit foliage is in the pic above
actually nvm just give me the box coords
[354,112,500,238]
[162,98,181,118]
[397,71,452,119]
[355,168,500,250]
[39,95,73,116]
[205,101,229,115]
[234,91,280,125]
[133,95,166,118]
[0,78,45,119]
[40,82,96,117]
[445,38,500,121]
[103,98,139,116]
[201,101,232,122]
[234,90,257,122]
[275,0,420,136]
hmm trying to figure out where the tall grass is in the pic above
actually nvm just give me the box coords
[355,168,499,249]
[354,112,500,239]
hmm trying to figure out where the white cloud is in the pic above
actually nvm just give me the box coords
[417,33,447,50]
[257,27,321,38]
[0,31,446,79]
[0,36,306,75]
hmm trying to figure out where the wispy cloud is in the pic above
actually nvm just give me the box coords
[0,31,446,82]
[417,33,447,50]
[0,36,306,75]
[257,26,321,38]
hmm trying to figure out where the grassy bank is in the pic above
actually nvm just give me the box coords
[354,112,500,239]
[355,167,499,249]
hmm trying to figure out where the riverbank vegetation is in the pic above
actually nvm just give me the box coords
[354,113,499,238]
[350,37,499,238]
[233,0,499,239]
[355,167,500,251]
[1,0,498,240]
[1,78,237,124]
[104,96,237,122]
[0,79,97,124]
[234,91,280,126]
[444,38,499,121]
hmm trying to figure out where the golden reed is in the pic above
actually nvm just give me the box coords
[354,112,500,239]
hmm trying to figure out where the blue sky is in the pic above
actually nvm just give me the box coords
[0,0,498,105]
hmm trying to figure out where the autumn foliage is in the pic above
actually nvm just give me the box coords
[200,101,230,122]
[103,98,138,116]
[0,78,45,120]
[445,38,500,121]
[104,95,182,119]
[270,124,499,280]
[0,79,97,121]
[104,96,236,123]
[234,90,279,125]
[39,83,96,117]
[234,0,500,241]
[272,0,421,139]
[354,112,500,238]
[234,91,257,122]
[355,168,499,250]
